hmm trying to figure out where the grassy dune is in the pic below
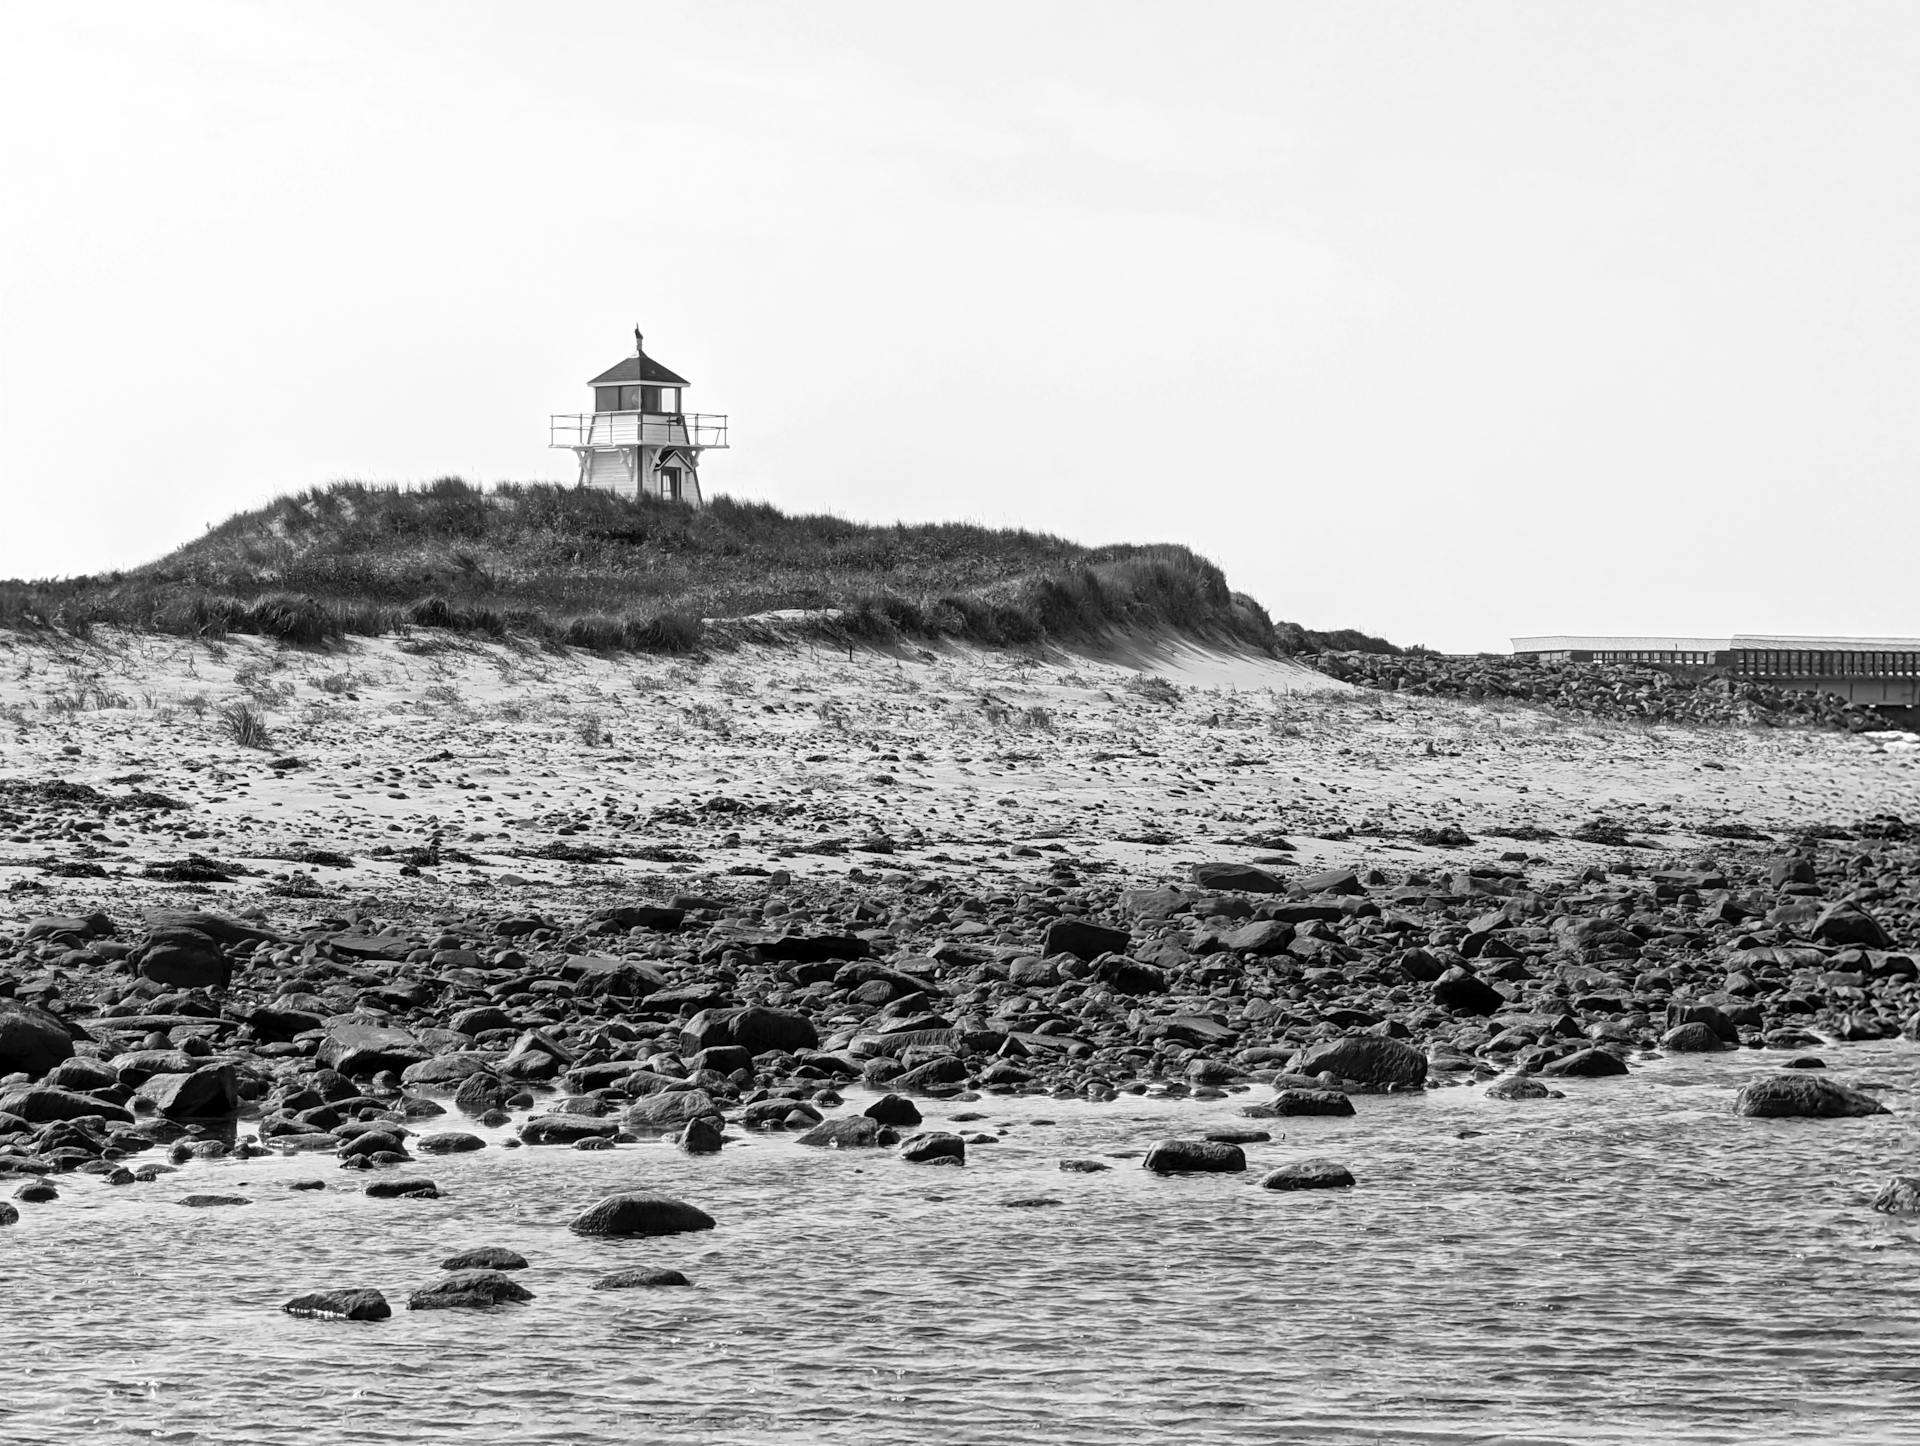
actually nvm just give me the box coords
[0,479,1398,656]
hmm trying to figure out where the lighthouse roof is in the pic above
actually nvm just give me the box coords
[589,351,690,387]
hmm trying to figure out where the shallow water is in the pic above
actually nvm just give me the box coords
[7,1046,1920,1445]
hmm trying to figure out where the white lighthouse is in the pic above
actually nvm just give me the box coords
[550,327,728,506]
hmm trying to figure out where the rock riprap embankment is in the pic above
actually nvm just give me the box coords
[1303,651,1888,731]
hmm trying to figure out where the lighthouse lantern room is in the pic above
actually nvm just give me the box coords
[550,327,728,506]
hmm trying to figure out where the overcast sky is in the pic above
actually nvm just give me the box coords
[3,2,1916,652]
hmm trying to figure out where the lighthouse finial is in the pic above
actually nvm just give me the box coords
[634,324,644,355]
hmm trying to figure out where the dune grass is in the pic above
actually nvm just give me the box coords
[0,478,1395,656]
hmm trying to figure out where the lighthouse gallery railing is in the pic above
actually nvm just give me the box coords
[549,412,729,448]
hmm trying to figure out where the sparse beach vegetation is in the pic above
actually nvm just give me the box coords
[0,479,1391,659]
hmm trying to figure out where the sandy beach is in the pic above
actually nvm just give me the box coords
[3,626,1914,916]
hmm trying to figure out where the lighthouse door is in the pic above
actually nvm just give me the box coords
[660,466,683,502]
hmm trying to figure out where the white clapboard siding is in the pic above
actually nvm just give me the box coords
[585,449,635,497]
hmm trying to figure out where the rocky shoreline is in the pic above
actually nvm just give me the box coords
[4,629,1918,1288]
[2,822,1914,1215]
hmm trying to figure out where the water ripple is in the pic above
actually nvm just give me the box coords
[5,1044,1920,1443]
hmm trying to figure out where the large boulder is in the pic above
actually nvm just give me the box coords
[622,1090,724,1133]
[144,909,275,947]
[1261,1088,1355,1117]
[452,1073,509,1116]
[417,1132,487,1154]
[0,1003,74,1080]
[1811,902,1893,949]
[408,1270,534,1309]
[401,1053,497,1086]
[108,1049,198,1086]
[898,1131,965,1165]
[135,928,232,990]
[247,1004,327,1043]
[1042,919,1130,962]
[23,913,111,945]
[864,1093,922,1126]
[680,1006,815,1056]
[1091,957,1168,995]
[0,1086,131,1124]
[1732,1073,1890,1119]
[1538,1047,1629,1078]
[519,1113,620,1146]
[318,1025,428,1077]
[677,1116,724,1154]
[740,1098,823,1130]
[1258,1158,1355,1191]
[797,1116,889,1149]
[138,1065,240,1119]
[757,933,871,964]
[42,1057,117,1093]
[592,1267,691,1289]
[1143,1139,1246,1174]
[365,1178,440,1200]
[337,1129,409,1161]
[1221,920,1296,956]
[568,1191,716,1237]
[1296,867,1364,896]
[1432,967,1505,1017]
[727,1006,818,1056]
[1190,862,1287,893]
[1666,1002,1739,1043]
[894,1055,970,1092]
[1294,1035,1427,1089]
[1662,1022,1728,1053]
[283,1288,391,1321]
[590,904,686,933]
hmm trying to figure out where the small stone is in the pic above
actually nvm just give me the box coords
[1484,1075,1555,1101]
[1871,1177,1920,1213]
[442,1247,528,1271]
